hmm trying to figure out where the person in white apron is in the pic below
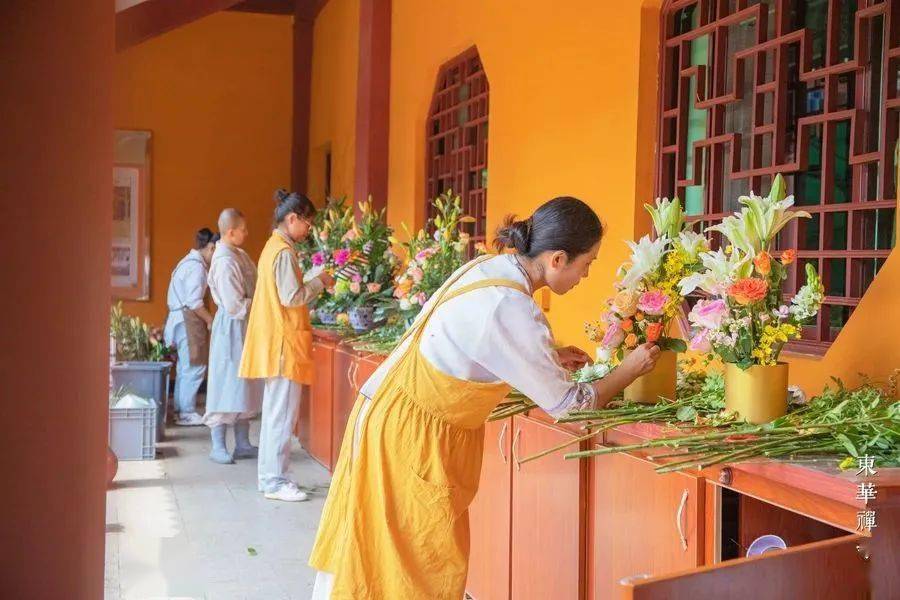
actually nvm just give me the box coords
[164,228,217,426]
[204,209,264,464]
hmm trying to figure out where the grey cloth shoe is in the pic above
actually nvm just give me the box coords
[233,419,258,459]
[209,425,234,464]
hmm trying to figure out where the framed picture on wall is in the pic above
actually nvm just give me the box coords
[112,130,151,300]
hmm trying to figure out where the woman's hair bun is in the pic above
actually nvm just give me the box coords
[494,215,532,254]
[273,188,291,204]
[493,197,602,259]
[272,188,316,224]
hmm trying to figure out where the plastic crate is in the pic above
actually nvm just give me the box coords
[109,406,157,461]
[111,361,171,442]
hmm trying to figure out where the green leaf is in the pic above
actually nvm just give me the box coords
[676,406,698,422]
[835,433,859,457]
[838,456,856,470]
[659,337,688,353]
[247,547,258,556]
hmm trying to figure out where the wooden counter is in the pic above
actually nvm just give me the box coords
[298,329,386,472]
[302,339,897,598]
[469,410,898,599]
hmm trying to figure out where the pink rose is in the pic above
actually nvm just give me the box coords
[311,252,325,267]
[600,318,625,349]
[688,299,728,330]
[333,248,351,266]
[367,283,382,293]
[352,274,362,283]
[410,267,424,283]
[415,248,436,262]
[349,281,361,294]
[637,290,668,316]
[689,331,712,353]
[415,292,428,305]
[318,231,329,242]
[342,229,359,242]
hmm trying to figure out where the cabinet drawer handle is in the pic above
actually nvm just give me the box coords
[346,360,356,390]
[351,361,360,391]
[676,489,689,551]
[498,422,509,464]
[512,428,522,471]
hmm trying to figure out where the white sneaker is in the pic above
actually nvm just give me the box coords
[175,412,204,426]
[264,482,309,502]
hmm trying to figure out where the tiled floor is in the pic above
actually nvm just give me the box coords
[105,418,331,600]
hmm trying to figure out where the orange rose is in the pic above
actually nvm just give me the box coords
[621,319,634,332]
[780,249,796,265]
[645,322,663,343]
[624,333,638,348]
[635,312,645,322]
[727,277,769,305]
[753,251,771,276]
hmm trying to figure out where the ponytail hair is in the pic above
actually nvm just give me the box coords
[495,196,603,259]
[273,188,316,225]
[195,227,220,249]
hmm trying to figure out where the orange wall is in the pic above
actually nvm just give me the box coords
[385,0,899,395]
[114,12,293,327]
[387,0,659,349]
[307,0,360,206]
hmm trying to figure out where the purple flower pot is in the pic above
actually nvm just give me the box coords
[348,306,375,331]
[316,308,337,325]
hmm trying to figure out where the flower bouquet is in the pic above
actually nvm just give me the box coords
[583,197,705,402]
[350,192,472,353]
[305,197,355,325]
[391,191,472,318]
[679,174,824,423]
[338,199,399,331]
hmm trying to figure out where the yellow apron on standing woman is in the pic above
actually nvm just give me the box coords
[309,256,530,599]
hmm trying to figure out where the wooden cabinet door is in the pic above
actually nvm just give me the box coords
[331,347,357,469]
[355,354,383,396]
[589,451,703,599]
[621,534,868,600]
[306,340,334,470]
[510,415,585,600]
[466,418,513,600]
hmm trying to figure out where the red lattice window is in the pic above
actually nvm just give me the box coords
[657,0,899,354]
[425,47,490,243]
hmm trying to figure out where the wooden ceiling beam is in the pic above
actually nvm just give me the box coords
[228,0,295,15]
[116,0,247,51]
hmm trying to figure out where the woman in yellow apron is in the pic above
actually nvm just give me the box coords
[310,197,661,598]
[240,190,334,502]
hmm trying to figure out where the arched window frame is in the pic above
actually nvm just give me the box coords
[425,46,490,243]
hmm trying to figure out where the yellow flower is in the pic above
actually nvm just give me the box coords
[612,289,640,317]
[624,333,638,348]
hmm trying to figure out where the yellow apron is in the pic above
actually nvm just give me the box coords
[309,256,530,599]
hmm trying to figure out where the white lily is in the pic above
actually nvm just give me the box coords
[675,230,709,261]
[621,235,668,289]
[711,174,811,253]
[678,248,752,296]
[645,197,685,239]
[707,210,757,255]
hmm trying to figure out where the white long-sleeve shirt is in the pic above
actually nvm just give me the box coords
[163,249,209,344]
[359,254,595,418]
[208,242,257,320]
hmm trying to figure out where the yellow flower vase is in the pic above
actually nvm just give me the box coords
[624,350,677,404]
[725,362,789,424]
